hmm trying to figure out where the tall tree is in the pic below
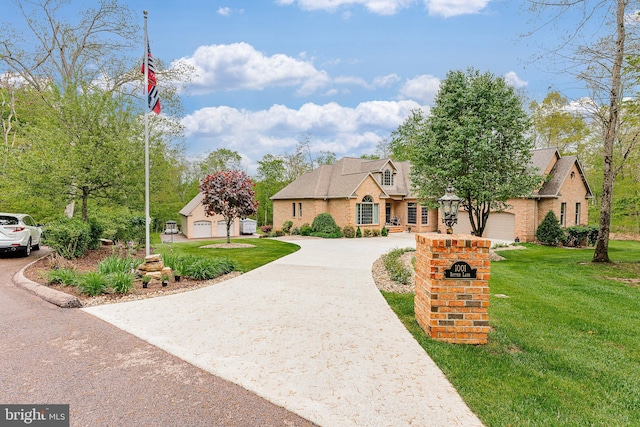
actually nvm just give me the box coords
[529,91,590,154]
[389,109,428,161]
[409,68,540,237]
[528,0,639,262]
[199,170,258,243]
[255,154,288,226]
[197,148,243,177]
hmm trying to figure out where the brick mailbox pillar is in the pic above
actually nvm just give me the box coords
[414,234,491,345]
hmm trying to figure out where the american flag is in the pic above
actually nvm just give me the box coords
[142,41,161,114]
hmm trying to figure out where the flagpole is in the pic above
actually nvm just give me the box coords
[143,10,151,257]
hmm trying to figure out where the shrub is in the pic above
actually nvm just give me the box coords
[76,272,109,296]
[181,256,236,280]
[87,218,104,250]
[291,227,301,235]
[565,225,599,247]
[44,217,92,259]
[382,248,415,285]
[342,225,355,238]
[381,227,388,237]
[109,271,135,294]
[46,268,77,286]
[275,230,286,237]
[261,225,272,234]
[311,213,342,238]
[98,255,141,275]
[372,229,381,237]
[300,223,312,236]
[356,226,362,238]
[282,221,293,234]
[363,228,373,237]
[536,211,566,246]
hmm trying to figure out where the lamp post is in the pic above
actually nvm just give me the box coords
[438,184,462,234]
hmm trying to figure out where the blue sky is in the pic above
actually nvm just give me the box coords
[4,0,594,173]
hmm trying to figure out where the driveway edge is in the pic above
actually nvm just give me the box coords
[13,253,82,308]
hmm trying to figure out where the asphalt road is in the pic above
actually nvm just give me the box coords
[0,249,316,427]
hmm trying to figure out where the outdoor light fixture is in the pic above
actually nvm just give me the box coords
[438,184,462,234]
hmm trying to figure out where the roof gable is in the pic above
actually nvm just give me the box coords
[179,193,204,216]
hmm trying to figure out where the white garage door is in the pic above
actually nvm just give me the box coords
[453,211,515,241]
[193,220,212,238]
[217,220,227,237]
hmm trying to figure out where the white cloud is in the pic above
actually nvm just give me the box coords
[217,7,231,16]
[398,74,441,104]
[373,73,402,88]
[175,43,331,95]
[503,71,528,89]
[276,0,416,15]
[181,100,426,172]
[424,0,491,18]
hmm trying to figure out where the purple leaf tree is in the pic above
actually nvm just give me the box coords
[199,170,259,243]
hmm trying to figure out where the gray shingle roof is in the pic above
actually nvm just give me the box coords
[270,149,592,201]
[271,157,413,200]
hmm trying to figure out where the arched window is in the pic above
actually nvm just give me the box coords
[383,169,394,186]
[356,195,379,225]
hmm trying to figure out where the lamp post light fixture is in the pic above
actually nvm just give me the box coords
[438,184,462,234]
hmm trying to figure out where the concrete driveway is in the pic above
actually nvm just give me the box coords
[84,233,484,427]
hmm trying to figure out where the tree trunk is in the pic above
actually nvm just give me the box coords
[81,186,90,222]
[226,218,232,244]
[593,0,625,263]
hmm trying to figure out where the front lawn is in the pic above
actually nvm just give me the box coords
[383,241,640,426]
[154,238,300,272]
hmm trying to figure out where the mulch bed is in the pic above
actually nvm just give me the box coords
[23,246,240,307]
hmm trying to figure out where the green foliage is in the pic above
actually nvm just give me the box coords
[300,223,312,236]
[565,225,599,247]
[382,247,415,285]
[309,213,343,238]
[363,228,373,237]
[46,268,77,286]
[76,271,108,296]
[274,230,285,237]
[536,211,567,246]
[356,226,362,238]
[87,218,104,250]
[282,221,293,234]
[407,68,539,237]
[109,271,135,294]
[97,255,141,275]
[342,224,356,238]
[182,257,235,280]
[381,226,389,236]
[44,217,92,259]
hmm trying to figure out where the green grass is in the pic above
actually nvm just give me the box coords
[383,241,640,427]
[153,238,300,272]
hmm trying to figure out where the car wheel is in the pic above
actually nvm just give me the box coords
[33,241,40,251]
[22,239,32,257]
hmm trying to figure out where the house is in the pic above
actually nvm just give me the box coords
[178,192,241,239]
[271,157,439,235]
[271,149,593,242]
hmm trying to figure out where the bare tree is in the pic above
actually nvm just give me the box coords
[528,0,640,262]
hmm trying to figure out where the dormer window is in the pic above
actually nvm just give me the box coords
[382,169,394,186]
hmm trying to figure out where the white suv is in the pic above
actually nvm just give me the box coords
[0,213,42,257]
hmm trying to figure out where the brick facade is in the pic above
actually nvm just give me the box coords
[414,234,491,345]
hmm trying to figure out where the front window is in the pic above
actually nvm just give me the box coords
[382,169,394,186]
[407,203,417,224]
[575,203,581,225]
[421,206,429,225]
[560,203,566,226]
[356,195,379,225]
[292,203,296,217]
[299,203,302,218]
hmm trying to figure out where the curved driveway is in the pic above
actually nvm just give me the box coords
[1,250,315,427]
[84,234,484,427]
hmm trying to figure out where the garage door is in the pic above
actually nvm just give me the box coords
[193,220,212,238]
[217,220,226,237]
[453,211,515,241]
